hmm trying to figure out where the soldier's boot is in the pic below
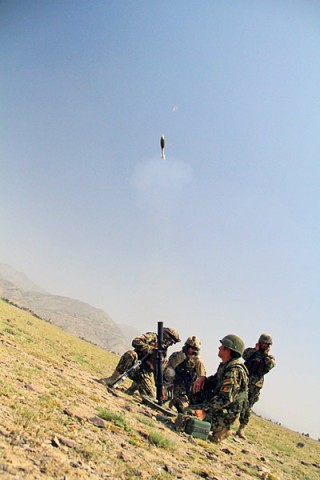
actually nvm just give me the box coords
[180,396,190,413]
[209,426,232,444]
[97,370,122,386]
[175,414,192,432]
[236,425,246,440]
[174,397,190,413]
[126,382,139,395]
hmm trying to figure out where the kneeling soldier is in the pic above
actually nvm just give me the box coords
[98,327,180,398]
[192,335,248,443]
[165,336,206,412]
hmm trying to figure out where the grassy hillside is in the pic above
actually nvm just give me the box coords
[0,299,319,480]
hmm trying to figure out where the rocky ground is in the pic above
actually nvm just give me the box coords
[0,299,319,480]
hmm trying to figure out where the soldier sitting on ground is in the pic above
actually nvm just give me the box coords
[190,334,249,443]
[164,336,206,412]
[98,327,180,398]
[236,333,275,439]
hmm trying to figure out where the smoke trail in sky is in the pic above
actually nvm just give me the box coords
[131,157,193,230]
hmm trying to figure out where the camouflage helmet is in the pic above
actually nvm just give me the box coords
[258,333,273,345]
[163,327,181,343]
[184,336,201,351]
[220,334,245,357]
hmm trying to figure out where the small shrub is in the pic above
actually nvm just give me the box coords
[97,407,127,427]
[73,353,89,365]
[11,405,36,428]
[196,438,210,448]
[147,429,176,450]
[128,438,141,447]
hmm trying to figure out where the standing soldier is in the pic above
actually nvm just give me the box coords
[98,327,180,398]
[191,335,248,443]
[236,333,275,439]
[164,336,206,412]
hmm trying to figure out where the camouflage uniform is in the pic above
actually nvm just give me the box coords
[239,347,275,427]
[176,335,248,443]
[166,349,206,412]
[100,328,180,398]
[164,337,206,412]
[166,350,186,370]
[199,359,248,433]
[113,332,158,398]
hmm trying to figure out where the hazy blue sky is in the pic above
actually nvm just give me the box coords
[1,1,320,438]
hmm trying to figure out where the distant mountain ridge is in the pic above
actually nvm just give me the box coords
[0,263,45,293]
[0,263,129,354]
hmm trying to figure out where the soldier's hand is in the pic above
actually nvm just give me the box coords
[193,376,206,393]
[146,359,155,371]
[161,387,166,401]
[142,346,155,355]
[193,409,206,421]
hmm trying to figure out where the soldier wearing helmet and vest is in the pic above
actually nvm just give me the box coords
[164,336,206,412]
[236,333,275,439]
[190,334,248,443]
[98,327,180,398]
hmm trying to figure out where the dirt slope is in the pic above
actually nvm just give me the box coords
[0,300,319,480]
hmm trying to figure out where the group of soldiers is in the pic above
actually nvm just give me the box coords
[98,327,275,443]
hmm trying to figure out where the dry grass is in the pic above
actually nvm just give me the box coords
[0,299,319,480]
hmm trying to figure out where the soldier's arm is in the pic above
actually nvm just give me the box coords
[209,368,241,411]
[195,357,206,378]
[167,351,186,369]
[242,347,256,361]
[193,375,206,393]
[193,373,216,394]
[193,368,213,393]
[262,354,276,373]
